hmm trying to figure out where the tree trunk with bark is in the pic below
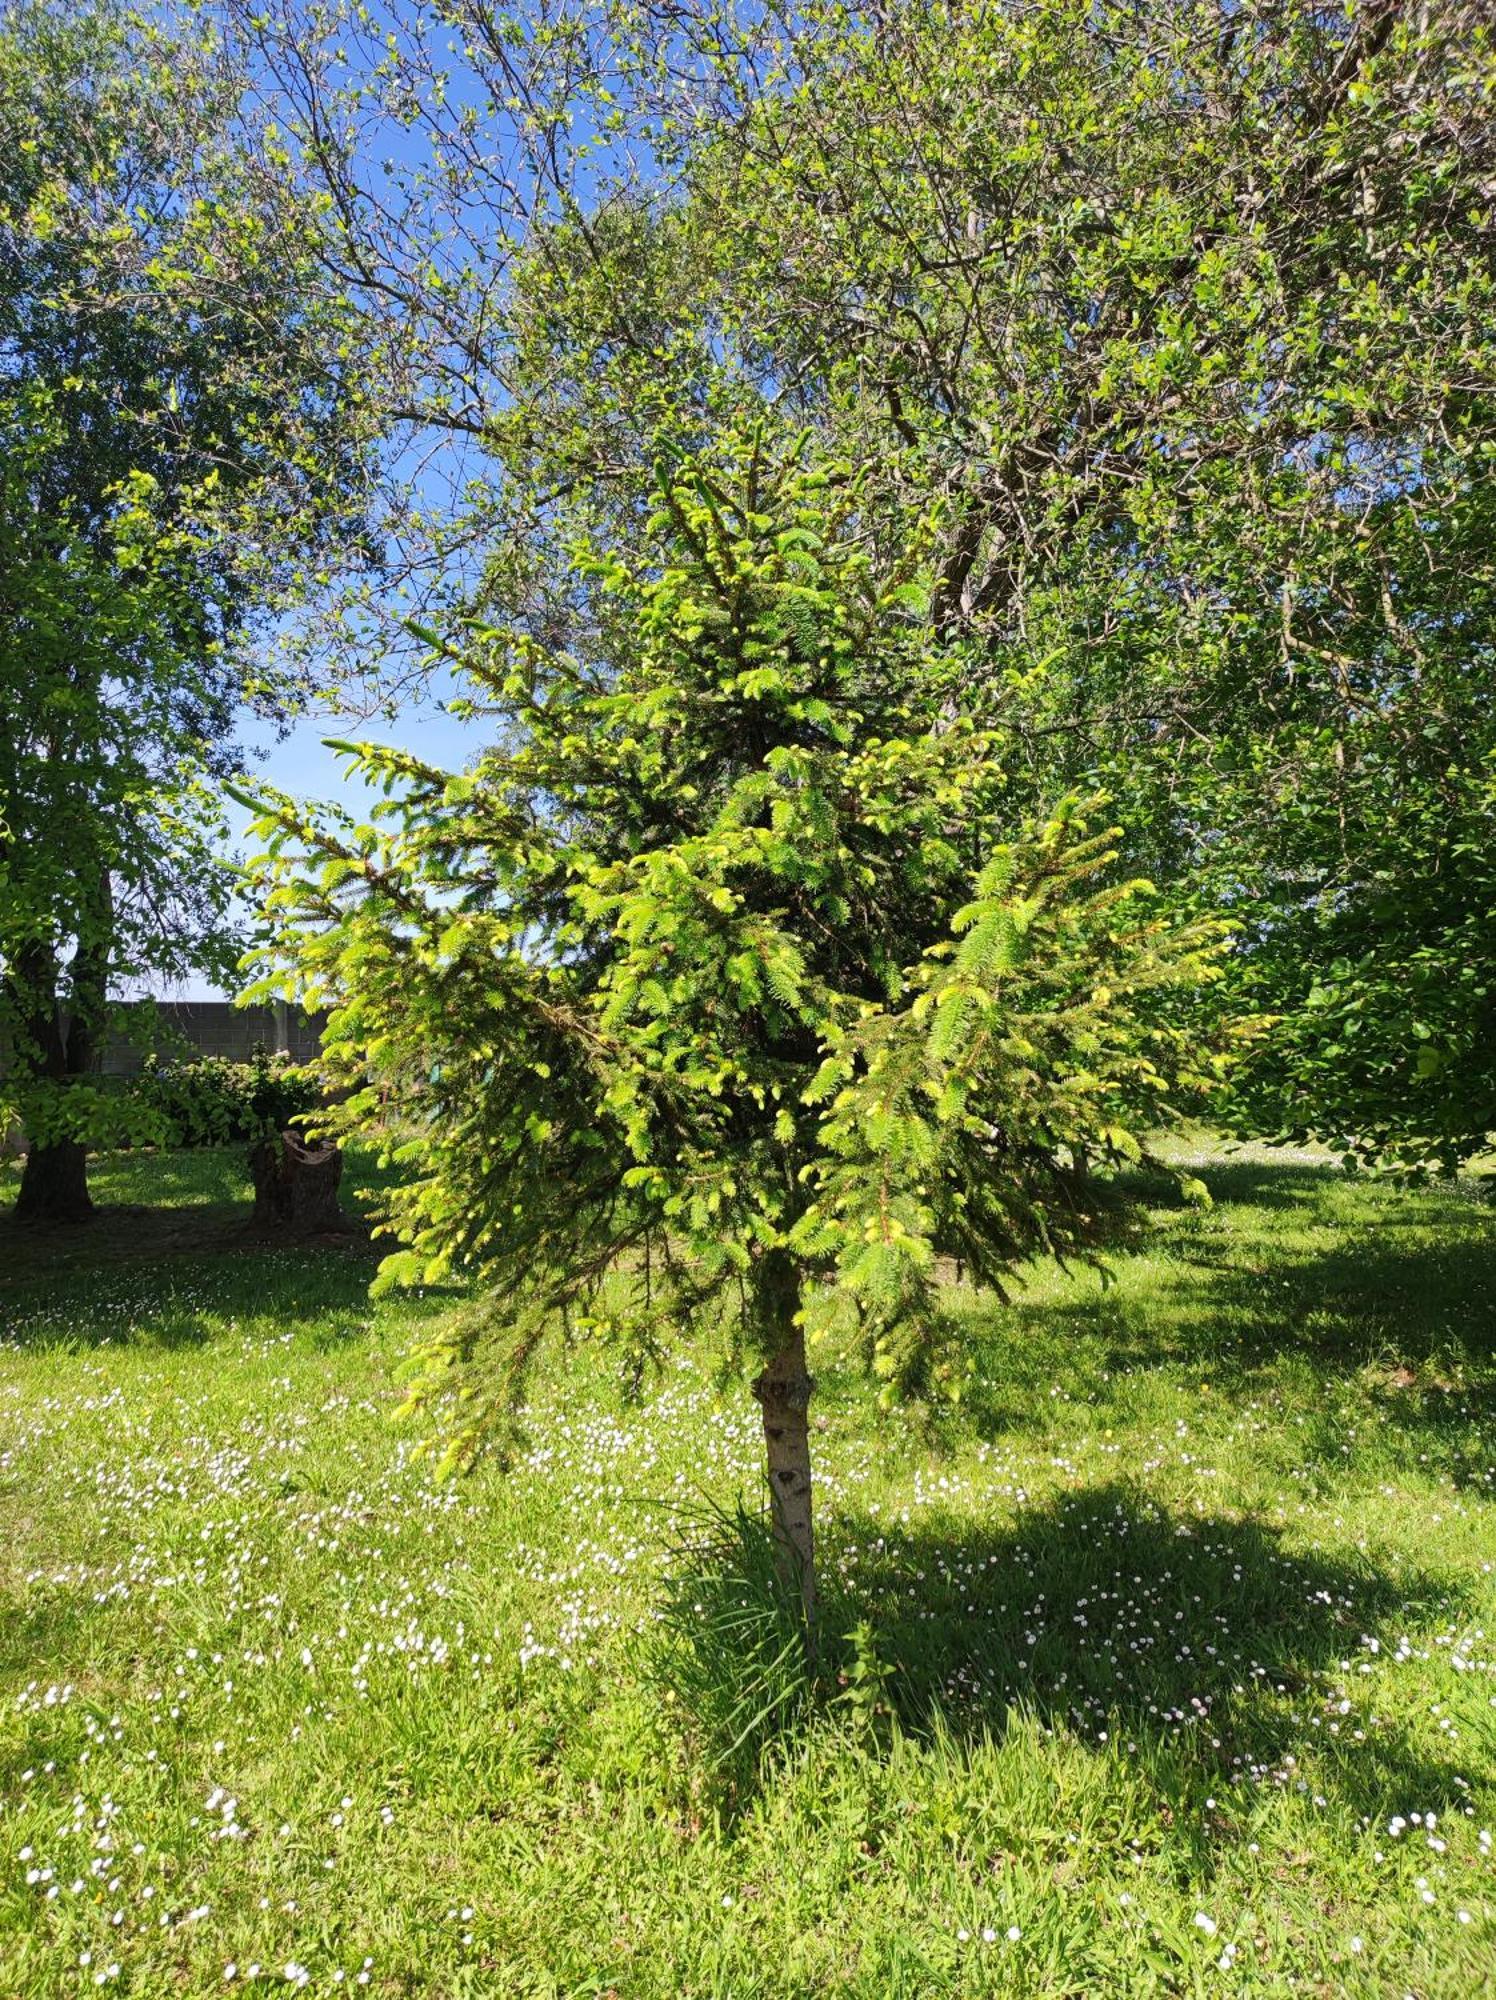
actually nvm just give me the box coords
[752,1278,819,1656]
[248,1128,349,1236]
[15,1135,92,1222]
[9,927,106,1225]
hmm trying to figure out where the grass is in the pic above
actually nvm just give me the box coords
[0,1139,1493,1997]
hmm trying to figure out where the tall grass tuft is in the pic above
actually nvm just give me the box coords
[641,1491,819,1795]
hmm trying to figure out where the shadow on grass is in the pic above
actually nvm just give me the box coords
[825,1483,1466,1825]
[0,1143,411,1290]
[1152,1156,1348,1214]
[1000,1226,1493,1374]
[0,1238,418,1350]
[1165,1230,1494,1364]
[0,1201,253,1287]
[1128,1226,1492,1408]
[949,1155,1495,1440]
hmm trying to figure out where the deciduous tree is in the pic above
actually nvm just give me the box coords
[0,0,371,1218]
[234,0,1496,1170]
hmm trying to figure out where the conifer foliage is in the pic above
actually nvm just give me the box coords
[246,438,1226,1635]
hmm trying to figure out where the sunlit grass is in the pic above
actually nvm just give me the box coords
[1,1142,1492,1995]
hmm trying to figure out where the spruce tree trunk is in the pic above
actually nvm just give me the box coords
[752,1307,819,1655]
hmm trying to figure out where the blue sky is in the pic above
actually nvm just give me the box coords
[158,0,649,997]
[169,680,485,1001]
[238,680,480,829]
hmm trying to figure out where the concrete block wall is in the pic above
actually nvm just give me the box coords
[1,1003,328,1155]
[99,1001,327,1075]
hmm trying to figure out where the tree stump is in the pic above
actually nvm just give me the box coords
[248,1129,349,1236]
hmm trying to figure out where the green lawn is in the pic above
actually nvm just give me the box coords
[1,1143,1492,1997]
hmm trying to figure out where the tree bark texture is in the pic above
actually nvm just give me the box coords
[249,1129,348,1235]
[9,930,104,1224]
[752,1317,819,1653]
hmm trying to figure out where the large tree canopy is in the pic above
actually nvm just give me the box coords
[0,0,373,1218]
[670,0,1496,1173]
[231,0,1496,1171]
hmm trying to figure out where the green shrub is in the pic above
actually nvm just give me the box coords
[129,1049,323,1148]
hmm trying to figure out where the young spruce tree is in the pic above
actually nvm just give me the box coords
[247,438,1226,1639]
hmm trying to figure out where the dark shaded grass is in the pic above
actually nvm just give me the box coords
[655,1477,1467,1843]
[948,1152,1494,1447]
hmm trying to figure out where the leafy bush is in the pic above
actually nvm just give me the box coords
[129,1049,323,1149]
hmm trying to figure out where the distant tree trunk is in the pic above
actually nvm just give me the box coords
[10,927,104,1225]
[752,1261,819,1656]
[15,1135,92,1222]
[249,1129,348,1235]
